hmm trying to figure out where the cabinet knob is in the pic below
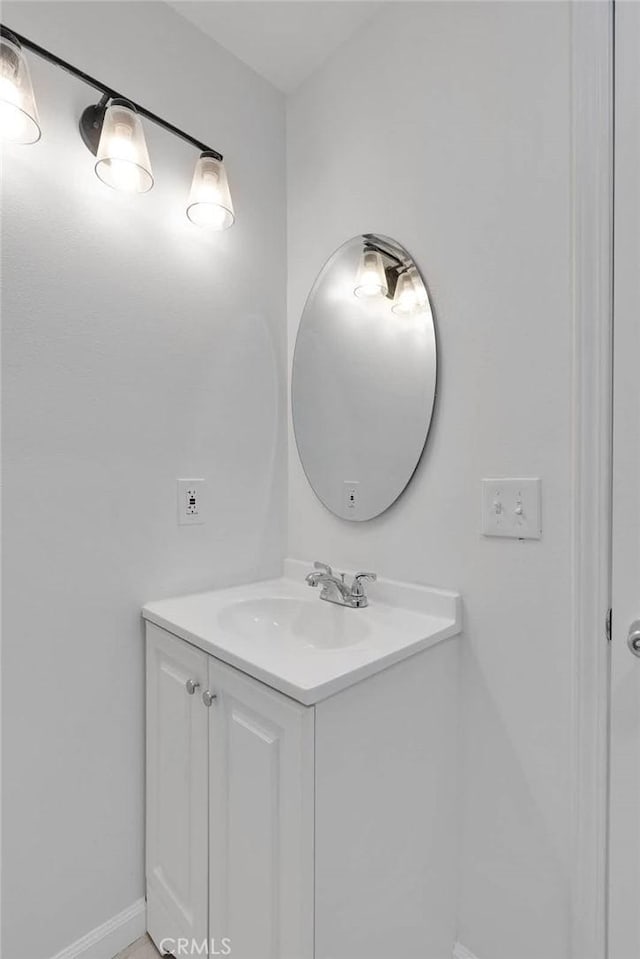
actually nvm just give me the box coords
[185,679,200,695]
[202,689,217,707]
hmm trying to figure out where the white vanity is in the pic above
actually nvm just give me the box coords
[143,560,462,959]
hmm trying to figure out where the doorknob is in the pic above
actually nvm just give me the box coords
[627,620,640,657]
[185,679,200,695]
[202,689,217,707]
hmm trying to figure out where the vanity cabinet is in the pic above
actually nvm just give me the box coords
[146,626,209,950]
[146,617,457,959]
[146,623,314,959]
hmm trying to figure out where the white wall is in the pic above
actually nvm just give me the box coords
[287,4,574,958]
[1,4,286,957]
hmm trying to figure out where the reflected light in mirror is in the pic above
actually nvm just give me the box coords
[412,271,429,311]
[354,249,388,298]
[292,233,437,522]
[391,270,419,316]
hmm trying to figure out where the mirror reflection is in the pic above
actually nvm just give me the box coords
[292,234,438,521]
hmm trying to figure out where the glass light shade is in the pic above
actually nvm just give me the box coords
[354,249,388,298]
[391,270,419,315]
[186,153,235,230]
[95,101,153,194]
[0,35,40,144]
[412,270,429,311]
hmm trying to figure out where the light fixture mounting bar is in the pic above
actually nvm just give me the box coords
[362,235,405,269]
[0,24,223,161]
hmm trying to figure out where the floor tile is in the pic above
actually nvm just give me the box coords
[114,934,161,959]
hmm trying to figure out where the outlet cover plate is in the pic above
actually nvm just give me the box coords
[481,477,541,540]
[343,480,360,516]
[178,479,205,526]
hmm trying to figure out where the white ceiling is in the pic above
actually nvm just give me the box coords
[168,1,386,94]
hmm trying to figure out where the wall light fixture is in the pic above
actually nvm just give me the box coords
[355,236,415,304]
[92,98,154,194]
[186,151,235,230]
[391,270,419,316]
[0,30,40,143]
[0,23,235,227]
[354,249,388,298]
[353,237,429,316]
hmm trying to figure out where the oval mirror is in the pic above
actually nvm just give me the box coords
[292,234,437,521]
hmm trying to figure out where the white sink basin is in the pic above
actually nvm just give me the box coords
[218,597,370,650]
[143,559,462,704]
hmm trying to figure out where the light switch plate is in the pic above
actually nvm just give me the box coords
[481,477,541,540]
[177,479,205,526]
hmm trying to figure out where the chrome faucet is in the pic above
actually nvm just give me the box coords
[305,561,377,609]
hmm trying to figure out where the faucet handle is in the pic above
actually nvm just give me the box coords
[350,572,377,607]
[314,561,333,576]
[353,571,377,585]
[351,571,377,598]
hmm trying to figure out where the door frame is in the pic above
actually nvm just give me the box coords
[569,1,613,957]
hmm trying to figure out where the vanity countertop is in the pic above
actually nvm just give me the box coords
[142,559,462,705]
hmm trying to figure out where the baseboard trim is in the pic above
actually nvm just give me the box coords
[453,944,481,959]
[49,899,146,959]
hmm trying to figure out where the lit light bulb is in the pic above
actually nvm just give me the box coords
[391,271,419,316]
[354,249,388,298]
[104,123,142,193]
[0,34,40,144]
[94,100,153,194]
[186,153,235,230]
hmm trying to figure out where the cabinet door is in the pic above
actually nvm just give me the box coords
[208,659,314,959]
[146,624,209,954]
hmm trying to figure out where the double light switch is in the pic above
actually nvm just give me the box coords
[481,478,542,540]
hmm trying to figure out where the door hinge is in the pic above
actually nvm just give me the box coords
[606,608,612,642]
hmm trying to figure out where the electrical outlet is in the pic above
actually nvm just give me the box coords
[343,480,360,515]
[481,478,541,540]
[177,479,205,525]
